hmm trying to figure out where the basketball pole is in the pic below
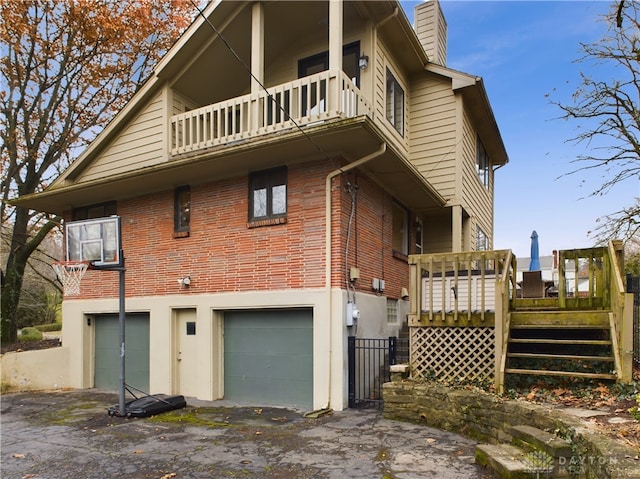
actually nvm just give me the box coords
[118,255,126,417]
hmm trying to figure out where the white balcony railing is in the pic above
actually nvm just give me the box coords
[170,70,371,156]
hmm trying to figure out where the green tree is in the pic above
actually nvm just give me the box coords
[1,0,192,345]
[553,0,639,247]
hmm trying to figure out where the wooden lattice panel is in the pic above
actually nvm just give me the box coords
[410,326,495,383]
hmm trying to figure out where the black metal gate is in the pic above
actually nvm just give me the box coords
[628,275,640,367]
[348,336,409,408]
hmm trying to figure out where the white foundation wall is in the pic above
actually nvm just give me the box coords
[59,288,408,411]
[1,347,70,391]
[61,288,349,410]
[347,292,409,339]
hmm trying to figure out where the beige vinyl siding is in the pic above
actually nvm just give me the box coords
[422,210,452,253]
[80,91,167,183]
[408,74,457,201]
[172,90,197,115]
[460,111,494,248]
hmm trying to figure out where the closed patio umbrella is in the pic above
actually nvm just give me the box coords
[529,230,540,271]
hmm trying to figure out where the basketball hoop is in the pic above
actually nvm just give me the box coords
[52,261,90,296]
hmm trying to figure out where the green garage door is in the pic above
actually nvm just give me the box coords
[224,309,313,409]
[94,313,150,392]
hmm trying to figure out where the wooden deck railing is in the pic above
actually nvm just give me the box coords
[169,70,371,156]
[557,246,609,309]
[408,250,516,326]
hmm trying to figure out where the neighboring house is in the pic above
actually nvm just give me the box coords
[517,251,591,297]
[15,0,507,410]
[516,256,556,284]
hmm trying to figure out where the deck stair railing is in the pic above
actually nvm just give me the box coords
[170,70,371,156]
[407,242,633,393]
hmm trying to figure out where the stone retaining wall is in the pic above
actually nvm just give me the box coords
[383,380,640,479]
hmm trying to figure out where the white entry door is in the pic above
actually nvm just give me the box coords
[174,309,198,397]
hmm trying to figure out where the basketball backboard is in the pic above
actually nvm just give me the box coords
[65,216,122,267]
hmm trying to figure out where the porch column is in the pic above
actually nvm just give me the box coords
[452,205,463,252]
[328,0,343,114]
[251,2,264,94]
[250,2,264,132]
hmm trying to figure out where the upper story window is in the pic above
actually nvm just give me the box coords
[249,167,287,222]
[476,226,489,251]
[174,186,191,236]
[72,201,116,221]
[298,42,361,86]
[392,201,409,257]
[476,136,490,188]
[297,42,361,118]
[386,68,404,136]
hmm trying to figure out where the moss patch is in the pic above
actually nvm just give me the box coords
[147,407,232,428]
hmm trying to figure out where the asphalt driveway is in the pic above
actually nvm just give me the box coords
[1,390,493,479]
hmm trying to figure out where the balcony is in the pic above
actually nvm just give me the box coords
[170,70,371,157]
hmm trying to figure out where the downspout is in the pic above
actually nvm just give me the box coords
[324,142,387,409]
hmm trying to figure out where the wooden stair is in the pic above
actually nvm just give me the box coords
[504,310,618,381]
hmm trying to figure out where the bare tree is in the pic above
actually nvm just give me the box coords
[552,0,640,247]
[0,1,192,345]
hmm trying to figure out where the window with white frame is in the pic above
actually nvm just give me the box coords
[386,68,404,135]
[386,298,399,323]
[476,136,490,188]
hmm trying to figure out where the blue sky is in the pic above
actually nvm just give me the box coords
[400,1,637,258]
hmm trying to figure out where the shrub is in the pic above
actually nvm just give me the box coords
[19,327,44,342]
[34,323,62,332]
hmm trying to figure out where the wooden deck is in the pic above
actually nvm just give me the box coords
[407,242,634,392]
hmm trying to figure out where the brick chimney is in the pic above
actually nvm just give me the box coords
[414,0,447,66]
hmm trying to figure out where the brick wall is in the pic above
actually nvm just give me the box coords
[68,160,412,300]
[334,171,411,300]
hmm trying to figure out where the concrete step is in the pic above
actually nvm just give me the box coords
[475,443,530,479]
[476,426,574,478]
[511,425,572,477]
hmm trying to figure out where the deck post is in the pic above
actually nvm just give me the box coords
[620,292,634,383]
[494,278,505,394]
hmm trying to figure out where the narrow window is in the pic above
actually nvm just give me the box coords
[392,201,409,256]
[249,167,287,221]
[186,321,196,335]
[386,68,404,135]
[174,186,191,236]
[476,136,490,188]
[476,226,489,251]
[386,298,398,324]
[414,218,424,255]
